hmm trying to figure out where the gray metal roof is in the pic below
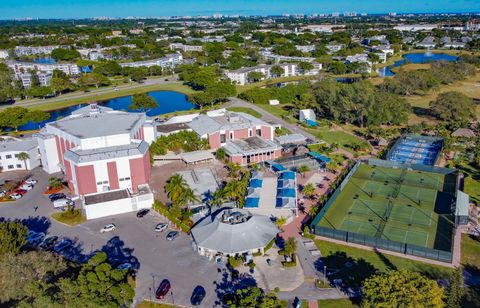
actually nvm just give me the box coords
[177,167,218,197]
[455,190,470,217]
[187,112,268,136]
[191,209,278,254]
[180,150,214,164]
[275,133,307,145]
[223,137,280,156]
[47,112,145,139]
[64,141,149,164]
[0,138,38,152]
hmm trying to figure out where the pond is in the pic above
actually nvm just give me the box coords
[377,52,459,77]
[33,57,56,64]
[19,90,196,131]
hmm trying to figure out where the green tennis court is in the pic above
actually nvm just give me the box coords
[316,163,456,251]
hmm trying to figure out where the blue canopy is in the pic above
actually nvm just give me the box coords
[277,188,296,198]
[306,119,317,127]
[279,171,295,180]
[271,163,286,172]
[308,151,331,163]
[244,197,259,208]
[249,179,263,188]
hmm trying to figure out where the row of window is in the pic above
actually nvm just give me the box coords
[0,154,20,160]
[3,164,23,170]
[219,129,262,143]
[96,177,131,185]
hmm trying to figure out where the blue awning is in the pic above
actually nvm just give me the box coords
[306,119,317,127]
[271,163,286,172]
[244,197,259,208]
[277,188,296,198]
[249,179,263,188]
[308,151,331,163]
[279,171,295,180]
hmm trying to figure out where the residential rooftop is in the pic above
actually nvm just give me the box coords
[188,112,268,136]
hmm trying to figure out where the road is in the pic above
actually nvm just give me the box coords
[225,97,318,142]
[1,75,180,110]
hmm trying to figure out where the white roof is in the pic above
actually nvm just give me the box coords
[0,138,37,152]
[191,209,278,254]
[180,150,214,164]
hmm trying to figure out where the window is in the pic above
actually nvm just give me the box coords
[220,133,226,143]
[8,165,13,169]
[14,154,19,158]
[229,132,234,140]
[256,129,262,136]
[248,129,253,137]
[125,177,131,180]
[16,164,22,168]
[5,155,12,159]
[96,181,103,185]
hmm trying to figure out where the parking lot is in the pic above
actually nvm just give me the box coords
[0,168,227,307]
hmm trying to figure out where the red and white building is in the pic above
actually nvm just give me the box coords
[36,104,155,219]
[186,111,281,165]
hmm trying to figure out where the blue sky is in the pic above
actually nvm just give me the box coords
[1,0,479,19]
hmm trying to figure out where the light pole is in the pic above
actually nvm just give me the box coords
[171,291,174,305]
[149,287,152,303]
[323,265,327,285]
[151,274,155,296]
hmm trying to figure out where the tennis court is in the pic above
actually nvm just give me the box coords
[316,163,455,251]
[386,135,443,166]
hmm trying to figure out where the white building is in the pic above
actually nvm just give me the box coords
[345,54,373,73]
[295,45,316,53]
[6,61,80,76]
[0,138,40,171]
[416,36,437,48]
[299,109,316,123]
[17,72,52,88]
[0,50,9,59]
[14,45,59,56]
[169,43,203,52]
[394,24,438,32]
[225,63,298,86]
[119,53,183,69]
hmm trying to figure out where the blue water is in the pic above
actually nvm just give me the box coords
[377,52,459,77]
[34,57,56,64]
[19,91,196,131]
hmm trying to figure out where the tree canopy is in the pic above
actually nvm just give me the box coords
[0,221,28,257]
[430,91,475,122]
[362,270,445,307]
[129,93,157,111]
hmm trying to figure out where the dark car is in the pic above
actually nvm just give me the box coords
[39,236,58,250]
[49,193,66,201]
[166,230,179,241]
[155,279,171,300]
[190,285,206,306]
[136,208,149,218]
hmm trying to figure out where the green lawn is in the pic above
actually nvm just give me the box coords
[255,103,292,121]
[51,210,86,226]
[306,128,370,152]
[317,298,360,308]
[226,107,262,118]
[136,301,177,308]
[461,234,480,269]
[315,239,452,287]
[25,82,195,112]
[236,75,314,94]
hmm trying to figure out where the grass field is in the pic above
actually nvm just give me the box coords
[461,234,480,269]
[315,239,452,280]
[317,299,360,308]
[226,107,262,118]
[24,82,195,112]
[315,163,456,252]
[136,301,178,308]
[236,75,314,93]
[51,210,86,226]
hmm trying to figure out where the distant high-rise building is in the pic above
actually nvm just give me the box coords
[332,12,340,17]
[213,13,222,19]
[389,12,397,17]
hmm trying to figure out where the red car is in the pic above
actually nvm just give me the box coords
[14,189,27,195]
[155,279,171,300]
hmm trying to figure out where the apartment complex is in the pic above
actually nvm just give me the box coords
[169,43,203,52]
[14,45,60,56]
[6,60,80,76]
[0,138,40,171]
[225,63,298,85]
[119,53,183,68]
[18,72,52,88]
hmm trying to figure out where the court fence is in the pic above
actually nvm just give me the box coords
[311,224,453,263]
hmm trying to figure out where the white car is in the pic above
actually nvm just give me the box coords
[100,224,116,233]
[155,223,168,232]
[25,179,38,185]
[19,184,33,191]
[10,193,22,200]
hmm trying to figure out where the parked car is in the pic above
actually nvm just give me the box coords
[19,184,33,191]
[100,224,116,233]
[190,286,206,306]
[117,263,133,271]
[53,239,72,253]
[28,232,46,246]
[53,198,74,209]
[39,236,58,250]
[166,230,179,241]
[0,191,5,198]
[25,179,37,185]
[10,193,22,200]
[49,193,66,201]
[136,208,150,218]
[14,189,27,195]
[155,223,168,232]
[155,279,171,299]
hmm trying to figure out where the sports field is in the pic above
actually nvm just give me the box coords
[317,164,456,251]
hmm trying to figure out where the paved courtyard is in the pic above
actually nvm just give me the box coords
[0,168,227,307]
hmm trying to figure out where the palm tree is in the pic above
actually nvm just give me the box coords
[223,180,244,205]
[165,174,188,204]
[284,237,297,259]
[211,189,225,207]
[226,162,242,179]
[178,187,200,207]
[308,204,319,217]
[275,216,287,230]
[302,183,316,199]
[297,165,310,178]
[17,152,30,170]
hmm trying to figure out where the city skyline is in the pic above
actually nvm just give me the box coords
[1,0,479,20]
